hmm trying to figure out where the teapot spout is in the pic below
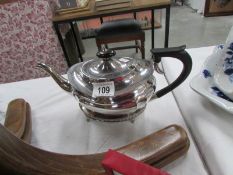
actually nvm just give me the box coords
[36,63,72,93]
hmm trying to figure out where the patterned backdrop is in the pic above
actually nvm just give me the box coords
[0,0,67,83]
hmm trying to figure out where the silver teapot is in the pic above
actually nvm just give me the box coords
[37,46,192,122]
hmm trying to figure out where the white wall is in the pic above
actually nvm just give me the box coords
[186,0,206,14]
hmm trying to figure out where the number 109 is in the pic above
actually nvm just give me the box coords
[98,86,110,94]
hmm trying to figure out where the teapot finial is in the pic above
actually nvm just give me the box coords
[96,48,116,61]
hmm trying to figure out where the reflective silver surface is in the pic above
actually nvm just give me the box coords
[37,49,156,121]
[67,56,155,97]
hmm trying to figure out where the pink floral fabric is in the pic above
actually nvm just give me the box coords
[0,0,67,83]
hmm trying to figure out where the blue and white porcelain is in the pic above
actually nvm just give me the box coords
[190,26,233,113]
[213,26,233,100]
[190,46,233,114]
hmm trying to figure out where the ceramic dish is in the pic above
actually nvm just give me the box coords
[213,42,233,100]
[190,45,233,114]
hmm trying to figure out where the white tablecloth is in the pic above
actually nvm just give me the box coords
[0,69,208,174]
[162,46,233,175]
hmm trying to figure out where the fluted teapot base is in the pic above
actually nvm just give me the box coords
[79,104,145,122]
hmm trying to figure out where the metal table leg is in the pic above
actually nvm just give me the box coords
[100,17,103,24]
[99,17,109,49]
[165,5,170,48]
[70,22,84,62]
[133,12,136,19]
[53,22,72,67]
[151,9,155,49]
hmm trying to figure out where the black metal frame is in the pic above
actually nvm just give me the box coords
[53,4,171,67]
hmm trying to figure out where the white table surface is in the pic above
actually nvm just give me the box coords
[0,68,208,175]
[162,46,233,175]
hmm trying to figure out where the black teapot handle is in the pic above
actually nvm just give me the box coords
[151,45,192,98]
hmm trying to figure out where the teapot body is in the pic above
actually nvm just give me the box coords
[68,55,156,122]
[37,46,192,122]
[72,74,156,122]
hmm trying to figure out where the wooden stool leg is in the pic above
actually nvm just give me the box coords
[96,39,102,51]
[141,39,145,59]
[135,40,138,53]
[104,44,109,49]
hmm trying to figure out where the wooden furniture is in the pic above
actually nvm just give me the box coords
[204,0,233,17]
[0,122,189,174]
[0,0,17,4]
[4,99,32,143]
[52,0,171,66]
[95,18,145,59]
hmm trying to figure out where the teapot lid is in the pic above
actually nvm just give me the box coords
[67,49,154,97]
